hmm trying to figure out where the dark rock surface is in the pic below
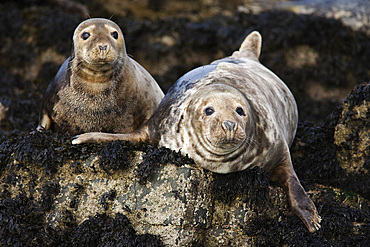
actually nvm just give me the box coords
[0,0,369,246]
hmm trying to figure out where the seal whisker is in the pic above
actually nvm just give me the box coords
[245,136,259,148]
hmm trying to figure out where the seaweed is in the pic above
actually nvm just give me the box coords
[135,146,194,184]
[212,167,271,210]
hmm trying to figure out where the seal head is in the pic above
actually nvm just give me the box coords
[72,18,126,72]
[181,84,252,172]
[191,85,249,154]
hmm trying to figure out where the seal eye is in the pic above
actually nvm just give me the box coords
[111,31,119,39]
[81,32,90,40]
[236,107,245,116]
[204,107,214,116]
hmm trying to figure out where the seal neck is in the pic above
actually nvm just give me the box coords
[69,55,126,94]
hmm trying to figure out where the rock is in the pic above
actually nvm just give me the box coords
[0,132,278,246]
[1,82,369,245]
[334,83,369,175]
[275,0,370,35]
[291,83,369,200]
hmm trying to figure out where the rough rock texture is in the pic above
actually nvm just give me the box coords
[1,84,369,246]
[0,0,369,246]
[334,83,369,175]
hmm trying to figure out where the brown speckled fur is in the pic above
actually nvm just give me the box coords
[38,18,164,135]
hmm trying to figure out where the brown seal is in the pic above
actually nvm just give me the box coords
[72,31,321,232]
[37,18,164,135]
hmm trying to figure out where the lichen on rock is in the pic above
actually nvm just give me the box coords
[334,83,369,174]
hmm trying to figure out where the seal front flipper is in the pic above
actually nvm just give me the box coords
[72,125,151,145]
[269,150,322,232]
[37,113,52,131]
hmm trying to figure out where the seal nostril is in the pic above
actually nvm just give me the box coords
[223,120,236,131]
[99,45,108,51]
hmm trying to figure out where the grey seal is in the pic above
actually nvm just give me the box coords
[38,18,164,135]
[72,31,321,232]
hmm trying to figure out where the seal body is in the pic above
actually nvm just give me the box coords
[73,31,321,232]
[155,56,298,174]
[38,18,164,135]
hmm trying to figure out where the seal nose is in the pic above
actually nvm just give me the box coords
[223,120,236,131]
[99,45,108,51]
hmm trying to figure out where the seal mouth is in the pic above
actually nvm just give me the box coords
[83,55,117,71]
[197,120,246,155]
[204,132,246,155]
[94,59,113,66]
[83,46,118,66]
